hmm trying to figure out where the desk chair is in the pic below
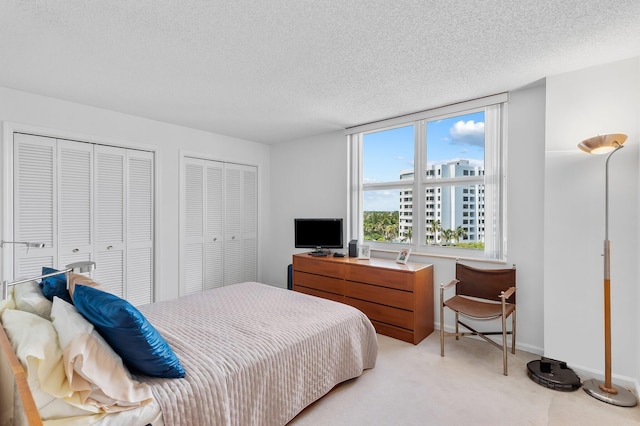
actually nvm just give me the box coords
[440,262,516,375]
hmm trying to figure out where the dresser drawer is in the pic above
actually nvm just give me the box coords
[345,281,413,310]
[294,285,345,304]
[370,320,416,344]
[294,256,345,279]
[346,264,414,291]
[347,298,413,330]
[294,271,343,294]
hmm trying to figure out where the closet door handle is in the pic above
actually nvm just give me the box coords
[107,245,113,250]
[72,248,79,253]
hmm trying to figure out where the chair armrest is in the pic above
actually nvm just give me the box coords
[440,279,459,290]
[500,286,516,300]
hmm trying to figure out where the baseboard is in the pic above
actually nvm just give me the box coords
[566,362,639,392]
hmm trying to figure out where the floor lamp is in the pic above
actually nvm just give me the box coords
[578,133,637,407]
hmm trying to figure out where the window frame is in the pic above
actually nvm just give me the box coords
[347,94,508,261]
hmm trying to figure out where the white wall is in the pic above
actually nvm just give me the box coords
[505,81,546,353]
[0,87,271,302]
[262,130,347,287]
[544,57,640,386]
[265,85,547,355]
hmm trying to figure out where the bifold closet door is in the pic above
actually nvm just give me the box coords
[224,163,257,285]
[14,136,94,277]
[94,145,126,297]
[58,140,93,268]
[12,134,153,304]
[241,165,257,282]
[94,146,154,303]
[205,161,224,290]
[182,159,256,294]
[223,164,242,285]
[13,133,58,278]
[127,150,154,305]
[182,158,224,295]
[183,158,205,295]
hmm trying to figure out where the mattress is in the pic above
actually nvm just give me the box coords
[136,282,378,426]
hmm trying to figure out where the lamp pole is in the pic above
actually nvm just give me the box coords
[582,142,637,406]
[602,144,621,394]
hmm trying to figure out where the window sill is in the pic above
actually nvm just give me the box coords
[368,245,508,265]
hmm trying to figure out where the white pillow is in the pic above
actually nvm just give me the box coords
[13,280,52,320]
[50,297,154,413]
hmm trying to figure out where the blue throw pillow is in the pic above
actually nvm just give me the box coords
[40,267,73,304]
[73,284,185,378]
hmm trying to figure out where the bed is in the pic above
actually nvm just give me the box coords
[0,281,378,426]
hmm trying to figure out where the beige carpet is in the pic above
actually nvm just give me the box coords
[290,333,640,425]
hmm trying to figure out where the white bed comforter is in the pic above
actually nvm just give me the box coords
[137,282,378,426]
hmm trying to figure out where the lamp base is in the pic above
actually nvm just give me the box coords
[583,379,638,407]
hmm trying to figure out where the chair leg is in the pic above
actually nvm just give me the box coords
[511,310,516,354]
[455,312,459,340]
[502,313,508,376]
[440,303,445,357]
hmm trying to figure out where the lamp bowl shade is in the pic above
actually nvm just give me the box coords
[578,134,627,154]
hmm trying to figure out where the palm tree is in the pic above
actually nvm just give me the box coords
[454,226,467,245]
[428,220,441,245]
[404,226,413,243]
[441,228,454,246]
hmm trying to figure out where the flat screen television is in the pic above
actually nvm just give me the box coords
[294,218,343,252]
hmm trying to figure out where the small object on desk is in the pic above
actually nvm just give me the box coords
[396,248,411,264]
[333,252,345,257]
[310,251,328,257]
[357,244,370,259]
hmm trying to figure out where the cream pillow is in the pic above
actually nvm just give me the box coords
[1,309,74,408]
[13,280,53,320]
[67,273,104,299]
[3,298,103,423]
[0,285,16,315]
[50,297,153,413]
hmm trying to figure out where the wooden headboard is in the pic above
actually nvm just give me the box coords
[0,322,42,426]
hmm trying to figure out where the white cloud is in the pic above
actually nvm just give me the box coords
[449,120,484,147]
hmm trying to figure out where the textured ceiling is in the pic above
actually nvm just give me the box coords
[1,1,639,144]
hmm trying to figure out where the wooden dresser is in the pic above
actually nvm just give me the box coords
[292,253,434,344]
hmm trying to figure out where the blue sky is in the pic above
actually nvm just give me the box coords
[363,111,484,211]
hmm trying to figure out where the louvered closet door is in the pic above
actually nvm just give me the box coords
[127,150,154,305]
[13,134,57,278]
[95,146,126,297]
[224,164,243,285]
[205,161,224,290]
[58,140,93,268]
[241,166,257,282]
[183,158,205,295]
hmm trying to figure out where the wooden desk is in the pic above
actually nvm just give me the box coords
[292,253,434,344]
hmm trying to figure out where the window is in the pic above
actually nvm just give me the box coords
[347,94,507,260]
